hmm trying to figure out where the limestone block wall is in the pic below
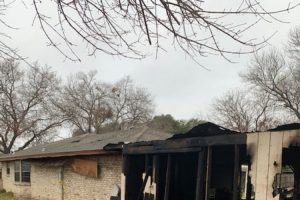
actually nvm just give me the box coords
[1,154,122,200]
[1,162,31,199]
[64,154,122,200]
[31,164,62,200]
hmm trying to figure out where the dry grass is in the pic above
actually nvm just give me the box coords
[0,191,14,200]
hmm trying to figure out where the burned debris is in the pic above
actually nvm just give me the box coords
[118,123,252,200]
[115,122,300,200]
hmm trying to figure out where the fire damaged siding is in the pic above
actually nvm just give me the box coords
[247,130,300,200]
[121,124,300,200]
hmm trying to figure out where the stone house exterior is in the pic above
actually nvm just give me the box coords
[0,126,171,200]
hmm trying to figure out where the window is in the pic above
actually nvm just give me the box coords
[6,162,10,175]
[273,173,295,199]
[14,161,31,183]
[21,161,31,182]
[14,161,20,182]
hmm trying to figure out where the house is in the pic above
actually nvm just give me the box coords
[0,126,172,200]
[2,122,300,200]
[114,122,300,200]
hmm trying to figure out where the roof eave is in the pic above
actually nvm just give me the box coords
[0,149,120,162]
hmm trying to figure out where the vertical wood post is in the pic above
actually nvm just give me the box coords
[137,168,151,200]
[153,155,160,200]
[174,157,179,200]
[164,154,172,200]
[233,145,240,200]
[122,155,130,175]
[195,149,206,200]
[122,155,129,200]
[121,173,126,200]
[145,154,150,172]
[205,146,212,200]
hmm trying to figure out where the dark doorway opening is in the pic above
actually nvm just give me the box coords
[124,144,251,200]
[280,147,300,200]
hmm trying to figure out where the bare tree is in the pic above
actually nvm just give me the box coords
[108,76,154,130]
[57,72,154,134]
[212,28,300,131]
[0,60,66,154]
[287,27,300,64]
[241,48,300,121]
[211,89,279,132]
[56,71,113,134]
[25,0,299,62]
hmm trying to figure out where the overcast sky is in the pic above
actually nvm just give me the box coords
[3,0,300,120]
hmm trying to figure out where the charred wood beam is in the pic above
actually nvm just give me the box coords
[195,149,206,200]
[153,155,160,200]
[233,145,240,200]
[123,134,246,155]
[122,155,130,175]
[205,147,212,200]
[145,154,150,172]
[174,157,180,200]
[123,157,130,200]
[164,154,172,200]
[136,167,152,200]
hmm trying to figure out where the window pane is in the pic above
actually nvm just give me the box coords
[6,162,10,175]
[21,172,31,182]
[14,161,20,172]
[14,161,20,182]
[21,161,31,183]
[21,161,30,172]
[14,172,20,182]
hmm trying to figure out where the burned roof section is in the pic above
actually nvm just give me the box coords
[269,123,300,132]
[0,126,172,161]
[170,122,238,139]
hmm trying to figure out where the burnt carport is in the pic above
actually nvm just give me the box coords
[111,123,251,200]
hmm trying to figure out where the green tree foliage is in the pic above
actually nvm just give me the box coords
[148,114,204,134]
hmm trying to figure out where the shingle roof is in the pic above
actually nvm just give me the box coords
[170,122,238,139]
[268,123,300,132]
[0,126,172,161]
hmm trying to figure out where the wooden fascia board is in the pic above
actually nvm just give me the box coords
[0,150,120,162]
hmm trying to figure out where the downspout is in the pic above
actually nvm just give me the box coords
[59,166,64,200]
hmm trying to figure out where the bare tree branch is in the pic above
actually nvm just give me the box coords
[56,72,154,135]
[211,89,280,132]
[29,0,299,62]
[0,60,66,153]
[241,47,300,121]
[109,76,154,130]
